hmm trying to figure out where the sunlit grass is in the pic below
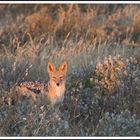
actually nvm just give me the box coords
[0,4,140,136]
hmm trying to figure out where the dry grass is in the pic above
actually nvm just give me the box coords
[0,4,140,136]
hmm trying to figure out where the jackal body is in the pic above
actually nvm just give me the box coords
[14,61,67,107]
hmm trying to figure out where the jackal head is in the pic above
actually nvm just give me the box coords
[47,61,67,87]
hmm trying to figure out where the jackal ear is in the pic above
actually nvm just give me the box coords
[48,62,56,74]
[59,61,67,73]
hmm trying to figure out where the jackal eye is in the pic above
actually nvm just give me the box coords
[52,77,56,80]
[59,76,64,80]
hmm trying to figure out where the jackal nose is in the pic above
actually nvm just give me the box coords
[56,83,59,86]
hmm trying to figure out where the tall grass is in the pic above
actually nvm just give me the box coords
[0,4,140,136]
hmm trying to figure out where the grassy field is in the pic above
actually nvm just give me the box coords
[0,4,140,136]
